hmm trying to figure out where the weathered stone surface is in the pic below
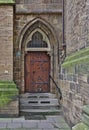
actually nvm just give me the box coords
[0,100,19,117]
[60,0,89,126]
[0,6,13,80]
[16,0,62,14]
[64,0,89,55]
[14,6,62,93]
[59,73,89,125]
[70,83,76,91]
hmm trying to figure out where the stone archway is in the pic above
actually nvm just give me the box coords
[17,17,59,93]
[25,30,51,93]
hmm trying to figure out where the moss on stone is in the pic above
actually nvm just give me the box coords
[0,0,14,4]
[0,81,18,107]
[62,47,89,68]
[72,123,89,130]
[0,95,12,107]
[82,105,89,116]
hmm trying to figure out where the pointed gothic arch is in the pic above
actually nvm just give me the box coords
[25,28,51,52]
[17,17,59,93]
[18,17,58,51]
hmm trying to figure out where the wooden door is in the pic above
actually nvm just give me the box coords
[25,52,50,93]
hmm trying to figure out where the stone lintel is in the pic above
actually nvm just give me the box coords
[16,10,62,15]
[16,3,62,14]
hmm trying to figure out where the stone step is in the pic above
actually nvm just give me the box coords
[20,103,59,107]
[20,93,56,98]
[20,93,61,116]
[20,98,59,104]
[20,108,62,115]
[20,105,60,110]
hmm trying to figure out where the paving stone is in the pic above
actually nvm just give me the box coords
[22,129,42,130]
[42,128,59,130]
[12,117,25,123]
[7,123,22,129]
[0,113,70,130]
[46,115,65,122]
[10,129,42,130]
[40,120,54,123]
[22,122,37,128]
[10,129,30,130]
[25,120,40,123]
[38,122,54,129]
[0,122,7,128]
[0,118,12,123]
[45,116,55,122]
[54,117,66,123]
[53,122,70,129]
[0,129,10,130]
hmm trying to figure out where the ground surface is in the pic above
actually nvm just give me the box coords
[0,115,71,130]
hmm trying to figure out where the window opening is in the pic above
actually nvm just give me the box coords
[27,31,48,48]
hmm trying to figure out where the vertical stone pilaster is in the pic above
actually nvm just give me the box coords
[0,4,14,80]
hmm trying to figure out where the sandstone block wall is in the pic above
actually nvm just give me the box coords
[14,0,62,89]
[60,0,89,127]
[64,0,89,55]
[59,71,89,126]
[0,6,13,80]
[16,0,62,14]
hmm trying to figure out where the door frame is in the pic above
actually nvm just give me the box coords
[25,51,50,93]
[18,18,59,94]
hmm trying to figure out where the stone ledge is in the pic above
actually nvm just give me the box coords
[16,4,62,14]
[82,105,89,116]
[0,0,14,4]
[82,114,89,127]
[62,47,89,68]
[72,123,89,130]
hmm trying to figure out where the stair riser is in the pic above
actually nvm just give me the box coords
[20,93,61,117]
[20,111,62,116]
[20,100,58,104]
[20,93,56,98]
[20,106,60,109]
[20,103,59,106]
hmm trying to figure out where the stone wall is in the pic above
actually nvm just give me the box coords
[0,81,19,117]
[64,0,89,55]
[59,70,89,126]
[14,0,62,91]
[0,5,13,80]
[16,0,62,14]
[60,47,89,125]
[0,100,19,117]
[60,0,89,127]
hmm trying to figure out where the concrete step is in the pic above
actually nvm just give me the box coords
[20,93,56,98]
[20,93,61,116]
[20,98,59,104]
[20,109,62,115]
[20,104,60,109]
[20,103,59,107]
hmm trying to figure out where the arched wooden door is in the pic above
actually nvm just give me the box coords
[25,52,50,93]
